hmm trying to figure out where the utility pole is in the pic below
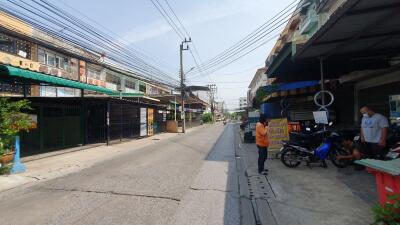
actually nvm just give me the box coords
[208,84,217,123]
[174,95,177,121]
[180,38,191,133]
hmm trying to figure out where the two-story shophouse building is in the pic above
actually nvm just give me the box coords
[0,11,173,156]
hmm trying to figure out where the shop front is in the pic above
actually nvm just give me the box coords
[267,0,400,128]
[0,65,169,155]
[20,98,83,156]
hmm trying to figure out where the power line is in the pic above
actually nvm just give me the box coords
[187,64,263,82]
[163,0,190,38]
[36,0,176,82]
[190,81,251,84]
[16,0,178,85]
[55,0,176,73]
[160,0,213,83]
[149,0,185,40]
[191,0,299,73]
[1,0,179,86]
[188,0,302,77]
[191,16,290,74]
[189,32,281,80]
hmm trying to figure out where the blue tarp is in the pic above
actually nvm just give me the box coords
[263,80,319,93]
[260,103,282,119]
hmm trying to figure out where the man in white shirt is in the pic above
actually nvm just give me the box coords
[357,105,389,159]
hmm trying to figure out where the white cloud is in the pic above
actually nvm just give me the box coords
[121,0,265,43]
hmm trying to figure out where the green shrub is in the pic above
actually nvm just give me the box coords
[201,113,213,123]
[0,165,11,175]
[371,194,400,225]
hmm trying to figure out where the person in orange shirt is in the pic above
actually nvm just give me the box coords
[256,115,269,174]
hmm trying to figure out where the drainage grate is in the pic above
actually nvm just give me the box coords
[246,175,275,200]
[244,175,278,225]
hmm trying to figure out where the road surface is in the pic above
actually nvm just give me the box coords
[0,124,240,225]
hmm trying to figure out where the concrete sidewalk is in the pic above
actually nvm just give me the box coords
[237,130,377,225]
[171,123,240,225]
[0,125,206,193]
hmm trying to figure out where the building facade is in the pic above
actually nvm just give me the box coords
[247,67,269,109]
[239,97,247,110]
[0,11,174,156]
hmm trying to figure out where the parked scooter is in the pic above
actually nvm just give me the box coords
[280,121,354,168]
[386,144,400,160]
[280,130,339,168]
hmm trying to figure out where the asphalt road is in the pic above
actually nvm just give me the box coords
[0,124,240,225]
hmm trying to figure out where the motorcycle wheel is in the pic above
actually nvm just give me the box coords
[329,148,351,168]
[280,147,301,168]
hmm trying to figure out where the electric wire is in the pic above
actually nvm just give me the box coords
[36,0,177,84]
[188,0,304,77]
[149,0,184,40]
[157,0,212,84]
[55,0,176,73]
[1,0,179,87]
[190,0,299,74]
[189,11,295,75]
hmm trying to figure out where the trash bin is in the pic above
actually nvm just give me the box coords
[356,158,400,205]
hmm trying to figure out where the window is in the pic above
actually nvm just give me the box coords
[16,40,31,58]
[38,47,69,70]
[55,57,60,68]
[63,57,69,70]
[0,33,31,59]
[0,34,15,54]
[38,48,46,63]
[106,73,121,85]
[125,79,136,90]
[87,67,102,80]
[139,83,146,93]
[47,52,56,67]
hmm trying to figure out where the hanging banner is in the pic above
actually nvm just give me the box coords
[268,118,289,150]
[140,108,147,136]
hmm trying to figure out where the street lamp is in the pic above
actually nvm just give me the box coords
[185,67,195,74]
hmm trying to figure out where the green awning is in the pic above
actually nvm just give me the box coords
[0,65,117,95]
[109,92,144,97]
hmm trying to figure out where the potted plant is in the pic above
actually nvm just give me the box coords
[0,98,32,165]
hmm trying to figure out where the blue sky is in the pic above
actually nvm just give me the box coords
[49,0,293,109]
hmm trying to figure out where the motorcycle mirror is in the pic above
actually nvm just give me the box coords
[306,127,311,131]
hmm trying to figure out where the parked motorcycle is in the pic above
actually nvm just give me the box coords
[386,144,400,160]
[280,130,348,168]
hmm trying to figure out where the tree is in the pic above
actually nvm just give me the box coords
[255,84,280,108]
